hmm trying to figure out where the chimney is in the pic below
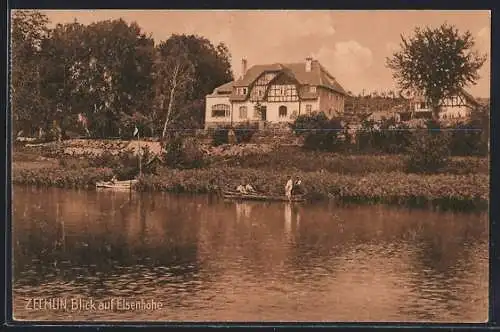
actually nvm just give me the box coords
[305,57,313,72]
[241,58,248,78]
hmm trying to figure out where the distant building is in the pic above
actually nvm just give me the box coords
[205,57,347,129]
[364,110,399,123]
[408,88,480,121]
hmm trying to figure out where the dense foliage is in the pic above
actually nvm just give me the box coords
[291,112,488,162]
[387,23,486,119]
[13,142,488,211]
[11,10,50,137]
[135,168,488,210]
[448,119,488,156]
[13,167,114,188]
[215,145,487,175]
[355,119,413,154]
[210,126,230,146]
[11,11,234,140]
[162,136,206,169]
[405,127,451,174]
[290,112,344,151]
[233,121,259,143]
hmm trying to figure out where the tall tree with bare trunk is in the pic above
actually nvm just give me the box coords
[154,39,195,139]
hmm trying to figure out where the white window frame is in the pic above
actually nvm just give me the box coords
[211,104,230,118]
[279,105,287,118]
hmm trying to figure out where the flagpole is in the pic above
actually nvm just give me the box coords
[137,127,142,177]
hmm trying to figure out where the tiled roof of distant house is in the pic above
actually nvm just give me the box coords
[209,59,346,96]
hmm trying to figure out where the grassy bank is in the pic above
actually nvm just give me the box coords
[12,142,489,211]
[214,146,489,175]
[136,167,488,211]
[13,166,114,189]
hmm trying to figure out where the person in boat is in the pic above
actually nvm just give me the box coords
[285,176,294,200]
[292,177,304,196]
[245,183,257,193]
[110,175,118,184]
[236,184,247,194]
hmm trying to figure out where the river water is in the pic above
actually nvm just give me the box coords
[12,186,488,322]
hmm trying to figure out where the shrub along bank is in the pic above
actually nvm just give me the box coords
[12,139,489,211]
[135,167,488,211]
[13,166,114,189]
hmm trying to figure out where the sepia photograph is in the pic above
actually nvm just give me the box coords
[11,9,490,322]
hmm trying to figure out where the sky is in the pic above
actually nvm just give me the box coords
[41,10,491,98]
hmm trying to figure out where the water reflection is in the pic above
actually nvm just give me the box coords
[235,202,252,223]
[12,186,488,322]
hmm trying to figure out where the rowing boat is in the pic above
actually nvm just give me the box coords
[96,179,138,190]
[223,190,305,202]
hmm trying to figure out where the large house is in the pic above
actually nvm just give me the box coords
[205,57,347,129]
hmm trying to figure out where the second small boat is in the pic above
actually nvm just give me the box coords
[96,179,138,190]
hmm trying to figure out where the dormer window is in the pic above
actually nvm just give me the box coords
[310,86,316,93]
[235,87,248,95]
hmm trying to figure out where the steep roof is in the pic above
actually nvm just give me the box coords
[213,81,234,94]
[214,60,346,95]
[413,88,479,106]
[233,63,284,87]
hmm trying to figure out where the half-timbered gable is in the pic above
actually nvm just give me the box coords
[406,89,480,122]
[249,71,280,102]
[265,72,300,103]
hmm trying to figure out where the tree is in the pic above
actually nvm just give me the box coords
[387,23,486,120]
[11,10,50,136]
[81,19,155,138]
[39,21,89,137]
[154,38,195,139]
[153,34,234,134]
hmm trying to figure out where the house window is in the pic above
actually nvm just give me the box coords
[212,104,230,117]
[253,106,260,118]
[420,102,426,109]
[306,104,312,114]
[310,86,316,93]
[236,87,248,95]
[239,106,248,119]
[279,105,287,118]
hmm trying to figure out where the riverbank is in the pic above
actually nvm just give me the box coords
[137,168,488,211]
[12,141,489,211]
